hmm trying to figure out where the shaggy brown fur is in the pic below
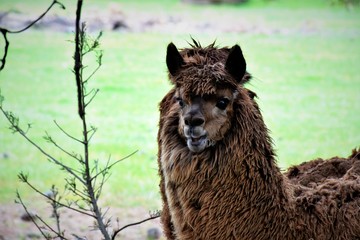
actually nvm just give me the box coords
[286,149,360,187]
[157,40,360,239]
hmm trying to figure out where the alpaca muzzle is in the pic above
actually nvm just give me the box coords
[184,126,214,152]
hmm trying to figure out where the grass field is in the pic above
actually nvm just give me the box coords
[1,0,360,214]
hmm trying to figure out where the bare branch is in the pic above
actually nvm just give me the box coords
[66,184,89,201]
[18,172,94,218]
[87,125,98,143]
[94,173,111,201]
[0,107,86,185]
[83,50,103,84]
[84,88,99,108]
[8,0,65,34]
[0,0,65,71]
[16,191,52,239]
[111,212,161,240]
[54,120,84,144]
[90,150,138,182]
[84,88,96,97]
[44,131,84,164]
[36,214,67,240]
[0,29,9,71]
[47,186,63,235]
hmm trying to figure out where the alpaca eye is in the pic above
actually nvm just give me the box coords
[176,97,185,108]
[216,98,230,110]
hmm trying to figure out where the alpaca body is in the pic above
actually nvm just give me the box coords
[157,41,360,239]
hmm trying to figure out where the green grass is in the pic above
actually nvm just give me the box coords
[0,0,359,210]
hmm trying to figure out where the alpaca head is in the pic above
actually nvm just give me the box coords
[166,41,249,153]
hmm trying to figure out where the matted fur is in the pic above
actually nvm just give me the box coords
[157,41,360,239]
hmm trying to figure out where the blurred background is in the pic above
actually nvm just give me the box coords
[0,0,359,239]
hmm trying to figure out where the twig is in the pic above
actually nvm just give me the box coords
[0,0,65,71]
[48,186,62,235]
[44,131,84,163]
[7,0,65,34]
[54,120,84,144]
[65,181,90,200]
[86,125,98,143]
[0,28,9,71]
[16,191,52,239]
[0,107,86,186]
[18,173,94,218]
[90,150,138,182]
[111,213,161,240]
[83,51,102,83]
[84,88,99,108]
[36,214,67,240]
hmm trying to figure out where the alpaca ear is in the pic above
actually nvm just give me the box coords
[166,43,184,76]
[225,45,247,83]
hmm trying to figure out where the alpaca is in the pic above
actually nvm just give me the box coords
[286,149,360,187]
[157,40,360,239]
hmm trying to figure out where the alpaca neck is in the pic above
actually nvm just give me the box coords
[225,92,287,204]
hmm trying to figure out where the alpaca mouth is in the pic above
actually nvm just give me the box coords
[190,136,206,146]
[184,126,209,152]
[186,135,207,152]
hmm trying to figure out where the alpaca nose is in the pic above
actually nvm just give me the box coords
[184,114,204,127]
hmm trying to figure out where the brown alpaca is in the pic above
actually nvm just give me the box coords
[157,40,360,240]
